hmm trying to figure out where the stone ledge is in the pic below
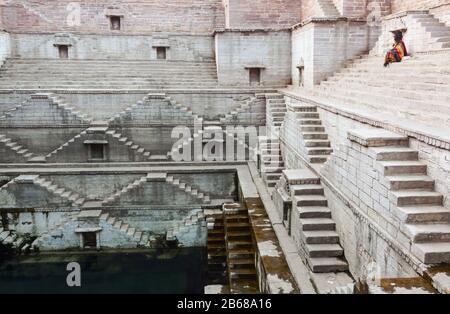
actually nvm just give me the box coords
[347,129,408,147]
[282,169,319,185]
[279,90,450,151]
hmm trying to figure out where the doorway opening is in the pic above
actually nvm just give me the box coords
[82,232,97,248]
[58,45,69,59]
[249,68,261,85]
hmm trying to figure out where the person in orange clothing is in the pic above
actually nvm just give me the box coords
[384,30,408,67]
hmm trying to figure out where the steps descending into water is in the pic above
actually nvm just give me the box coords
[223,203,260,294]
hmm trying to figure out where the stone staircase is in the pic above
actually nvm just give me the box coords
[164,94,203,122]
[105,129,153,160]
[31,212,78,249]
[258,136,285,188]
[166,210,206,243]
[100,211,151,248]
[102,174,152,206]
[296,103,333,164]
[44,126,153,162]
[33,175,85,206]
[0,226,30,253]
[205,210,228,285]
[108,92,202,126]
[0,134,35,162]
[220,96,257,123]
[409,12,450,51]
[44,129,89,161]
[0,58,219,90]
[316,0,340,17]
[165,175,211,204]
[314,50,450,126]
[289,169,349,273]
[372,139,450,264]
[48,94,93,123]
[0,93,92,127]
[223,204,259,294]
[265,93,287,137]
[169,128,204,161]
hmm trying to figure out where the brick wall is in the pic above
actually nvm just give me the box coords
[391,0,449,12]
[226,0,301,29]
[1,0,225,34]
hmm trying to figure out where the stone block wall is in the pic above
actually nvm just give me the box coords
[431,3,450,26]
[10,33,215,61]
[372,11,448,55]
[279,94,450,279]
[215,30,292,87]
[224,0,301,29]
[391,0,449,12]
[301,0,392,20]
[0,31,10,67]
[1,0,224,34]
[292,20,378,87]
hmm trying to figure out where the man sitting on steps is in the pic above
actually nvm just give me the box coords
[384,30,408,67]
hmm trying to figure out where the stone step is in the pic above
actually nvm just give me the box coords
[412,242,450,264]
[307,148,333,156]
[296,195,328,207]
[291,184,324,196]
[227,248,255,258]
[371,147,419,161]
[395,205,450,224]
[308,155,329,164]
[307,244,344,258]
[300,218,336,231]
[404,224,450,243]
[303,230,340,244]
[308,257,349,273]
[229,268,257,279]
[381,161,427,176]
[302,132,329,140]
[391,190,443,206]
[228,258,254,266]
[305,140,331,148]
[385,175,435,191]
[298,206,332,219]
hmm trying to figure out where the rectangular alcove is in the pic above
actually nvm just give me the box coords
[84,140,108,161]
[297,65,305,87]
[246,67,265,86]
[156,47,167,60]
[109,15,122,31]
[57,45,69,59]
[82,232,97,248]
[152,44,170,60]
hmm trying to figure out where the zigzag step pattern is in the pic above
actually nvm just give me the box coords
[166,210,206,241]
[100,212,152,248]
[0,134,35,160]
[33,176,85,206]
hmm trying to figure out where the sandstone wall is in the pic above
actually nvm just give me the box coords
[301,0,391,20]
[224,0,301,29]
[292,20,379,87]
[1,0,225,34]
[215,30,292,87]
[10,33,215,61]
[391,0,450,12]
[0,31,10,67]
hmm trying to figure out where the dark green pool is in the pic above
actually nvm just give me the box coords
[0,248,207,294]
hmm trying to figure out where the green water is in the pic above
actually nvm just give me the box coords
[0,248,207,294]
